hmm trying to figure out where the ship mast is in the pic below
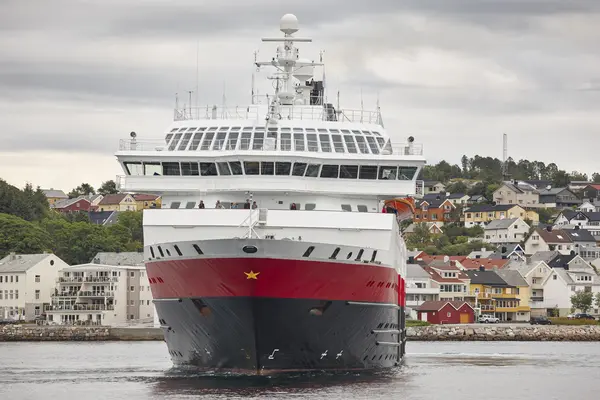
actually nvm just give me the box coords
[254,14,323,123]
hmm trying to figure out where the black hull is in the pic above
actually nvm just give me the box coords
[156,297,406,374]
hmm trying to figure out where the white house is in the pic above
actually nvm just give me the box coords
[524,227,577,255]
[44,252,154,326]
[483,218,530,245]
[542,262,600,317]
[578,201,597,213]
[0,253,68,320]
[507,260,553,316]
[554,210,600,237]
[405,264,440,318]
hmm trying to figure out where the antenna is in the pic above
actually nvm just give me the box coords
[502,133,509,180]
[188,90,193,118]
[195,40,199,110]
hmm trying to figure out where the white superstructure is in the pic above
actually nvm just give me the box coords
[115,14,426,278]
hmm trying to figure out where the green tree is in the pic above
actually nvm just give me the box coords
[405,223,433,249]
[98,180,119,195]
[68,183,96,198]
[552,170,570,187]
[592,173,600,183]
[570,291,593,313]
[537,208,558,225]
[446,181,468,194]
[0,180,49,221]
[0,213,52,257]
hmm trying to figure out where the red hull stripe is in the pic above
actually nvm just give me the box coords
[147,257,399,303]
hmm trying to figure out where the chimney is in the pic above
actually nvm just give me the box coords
[408,256,415,264]
[501,246,507,253]
[546,225,552,232]
[479,265,485,272]
[9,252,16,261]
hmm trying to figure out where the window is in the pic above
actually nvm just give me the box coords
[168,133,183,150]
[200,163,218,176]
[307,134,319,152]
[340,165,358,179]
[357,205,368,212]
[130,286,135,291]
[305,164,320,177]
[378,166,397,180]
[365,136,379,154]
[162,162,181,176]
[144,162,161,176]
[177,132,193,150]
[341,204,352,212]
[200,132,215,150]
[216,162,231,175]
[275,162,291,175]
[398,166,418,180]
[244,161,260,175]
[253,132,264,150]
[320,165,339,178]
[226,132,239,150]
[189,131,205,150]
[343,135,357,153]
[331,135,344,153]
[35,275,40,283]
[305,203,316,210]
[181,162,199,176]
[261,162,275,175]
[239,132,252,150]
[124,162,143,175]
[293,133,305,151]
[355,136,369,153]
[319,134,332,152]
[292,162,307,176]
[280,132,291,150]
[359,166,378,180]
[229,161,243,175]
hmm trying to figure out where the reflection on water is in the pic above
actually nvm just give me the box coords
[1,341,599,400]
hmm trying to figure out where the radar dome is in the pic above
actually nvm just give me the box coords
[280,14,299,34]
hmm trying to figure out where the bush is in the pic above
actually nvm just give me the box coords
[406,320,431,327]
[549,317,599,326]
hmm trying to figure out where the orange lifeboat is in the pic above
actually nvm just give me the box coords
[383,197,416,222]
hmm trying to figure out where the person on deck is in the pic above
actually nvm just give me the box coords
[198,200,205,209]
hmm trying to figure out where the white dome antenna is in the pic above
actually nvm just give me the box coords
[280,14,299,35]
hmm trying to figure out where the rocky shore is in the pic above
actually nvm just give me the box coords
[407,324,600,341]
[2,324,600,342]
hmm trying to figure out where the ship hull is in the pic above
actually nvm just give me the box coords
[156,296,404,374]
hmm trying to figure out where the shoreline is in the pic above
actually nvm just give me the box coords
[2,324,600,342]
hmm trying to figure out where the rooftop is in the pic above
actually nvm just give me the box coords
[0,254,53,273]
[484,218,521,230]
[91,252,144,266]
[465,270,511,286]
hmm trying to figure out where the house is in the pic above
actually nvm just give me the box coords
[42,189,68,205]
[403,222,444,236]
[422,264,470,301]
[465,269,530,322]
[581,184,600,202]
[507,260,553,316]
[405,264,440,319]
[423,192,470,206]
[488,244,526,261]
[423,181,446,194]
[467,248,495,259]
[463,204,537,227]
[537,187,581,208]
[569,181,593,192]
[0,253,68,320]
[542,261,600,317]
[132,194,161,210]
[89,211,120,226]
[496,269,532,321]
[554,210,600,239]
[407,249,427,263]
[493,181,541,208]
[416,300,474,324]
[468,195,487,204]
[458,258,511,271]
[414,198,456,224]
[483,218,530,245]
[561,229,597,250]
[45,252,154,326]
[524,227,578,255]
[579,201,598,213]
[51,197,94,213]
[97,194,137,212]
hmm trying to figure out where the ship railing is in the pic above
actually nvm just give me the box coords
[44,304,114,312]
[173,104,382,124]
[118,138,423,156]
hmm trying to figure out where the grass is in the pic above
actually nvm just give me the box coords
[549,317,600,326]
[406,320,431,327]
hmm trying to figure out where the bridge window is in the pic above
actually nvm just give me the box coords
[239,132,252,150]
[181,162,199,176]
[359,166,377,180]
[189,131,204,150]
[340,165,358,179]
[124,162,143,176]
[398,166,418,180]
[212,132,227,150]
[344,135,357,153]
[200,132,214,150]
[170,128,178,132]
[169,202,181,209]
[355,136,369,154]
[252,132,264,150]
[261,162,274,175]
[305,203,316,210]
[163,162,181,176]
[319,134,332,152]
[365,136,379,154]
[341,204,352,211]
[307,134,318,152]
[305,164,320,177]
[144,162,161,176]
[185,202,196,209]
[281,133,292,150]
[266,130,278,150]
[226,132,239,150]
[275,162,291,175]
[375,137,386,148]
[178,132,193,150]
[216,162,231,176]
[357,205,368,212]
[331,135,345,153]
[379,166,397,180]
[229,162,243,175]
[244,161,259,175]
[293,133,305,151]
[168,133,182,150]
[320,165,339,178]
[200,162,218,176]
[292,162,307,176]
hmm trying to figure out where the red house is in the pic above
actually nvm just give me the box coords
[416,301,474,324]
[51,197,94,213]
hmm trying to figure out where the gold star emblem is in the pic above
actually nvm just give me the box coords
[244,270,260,280]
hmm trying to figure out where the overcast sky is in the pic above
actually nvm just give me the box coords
[1,0,599,191]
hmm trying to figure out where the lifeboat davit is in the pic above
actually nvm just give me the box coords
[383,197,416,222]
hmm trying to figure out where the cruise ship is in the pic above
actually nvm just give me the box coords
[115,14,426,374]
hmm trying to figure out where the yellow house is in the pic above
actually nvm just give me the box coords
[132,194,162,210]
[463,204,538,227]
[97,193,137,212]
[465,270,531,322]
[42,189,68,205]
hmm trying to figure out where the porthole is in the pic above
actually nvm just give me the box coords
[243,245,258,254]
